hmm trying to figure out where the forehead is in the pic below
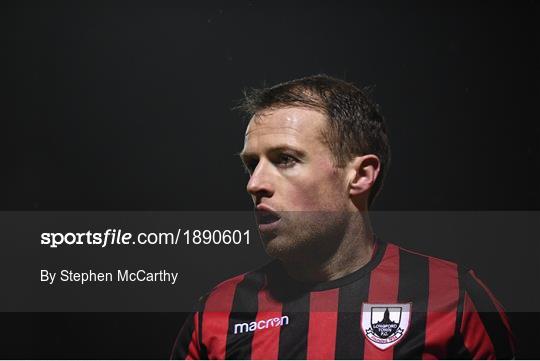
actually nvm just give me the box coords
[244,107,327,146]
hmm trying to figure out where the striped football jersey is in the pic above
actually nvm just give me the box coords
[171,240,514,359]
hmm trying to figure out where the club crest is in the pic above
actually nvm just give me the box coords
[361,303,412,350]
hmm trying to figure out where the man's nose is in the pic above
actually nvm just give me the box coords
[246,161,274,199]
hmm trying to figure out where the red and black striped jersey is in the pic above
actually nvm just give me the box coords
[171,241,515,359]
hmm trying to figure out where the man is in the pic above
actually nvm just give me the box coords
[172,75,514,359]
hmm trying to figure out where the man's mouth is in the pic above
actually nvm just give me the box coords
[256,209,281,225]
[255,206,281,232]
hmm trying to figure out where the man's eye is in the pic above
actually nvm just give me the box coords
[277,154,297,167]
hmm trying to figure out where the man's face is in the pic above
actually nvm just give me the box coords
[240,107,352,260]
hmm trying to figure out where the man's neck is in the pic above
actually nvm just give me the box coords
[280,213,375,284]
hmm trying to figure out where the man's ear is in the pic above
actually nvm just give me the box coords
[348,154,381,197]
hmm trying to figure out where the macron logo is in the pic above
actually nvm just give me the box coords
[233,315,289,334]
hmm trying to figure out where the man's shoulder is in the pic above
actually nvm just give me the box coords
[198,262,275,311]
[388,241,466,280]
[213,262,272,291]
[382,241,477,303]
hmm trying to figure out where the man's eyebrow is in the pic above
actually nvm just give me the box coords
[238,145,306,161]
[268,145,306,157]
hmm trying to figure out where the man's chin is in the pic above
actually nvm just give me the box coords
[260,233,301,260]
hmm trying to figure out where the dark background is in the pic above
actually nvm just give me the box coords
[2,0,539,358]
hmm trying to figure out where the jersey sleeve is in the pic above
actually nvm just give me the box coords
[170,311,203,360]
[453,269,515,359]
[171,296,208,360]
